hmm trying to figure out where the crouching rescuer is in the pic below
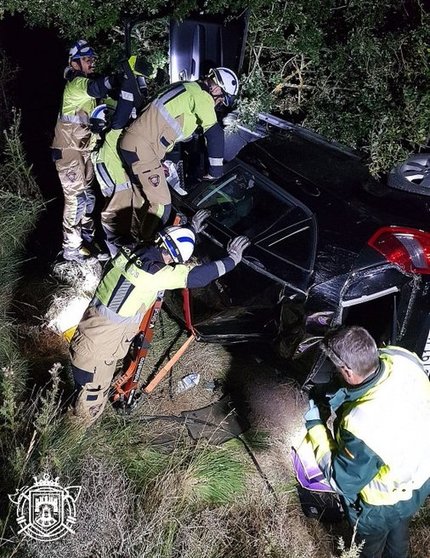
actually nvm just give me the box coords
[69,209,250,424]
[304,326,430,558]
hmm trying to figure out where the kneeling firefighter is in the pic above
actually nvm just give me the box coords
[70,209,250,425]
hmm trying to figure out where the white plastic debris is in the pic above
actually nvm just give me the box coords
[176,372,200,394]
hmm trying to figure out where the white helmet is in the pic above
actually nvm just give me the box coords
[158,226,195,263]
[208,67,239,106]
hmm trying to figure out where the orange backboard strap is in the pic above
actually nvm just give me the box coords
[143,333,196,394]
[111,291,164,405]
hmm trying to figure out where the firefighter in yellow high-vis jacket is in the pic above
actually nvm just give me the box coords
[91,56,152,257]
[304,326,430,558]
[70,211,250,425]
[119,67,239,239]
[51,39,115,262]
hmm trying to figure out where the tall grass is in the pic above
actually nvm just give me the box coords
[0,101,412,558]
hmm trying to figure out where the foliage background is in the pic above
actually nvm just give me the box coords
[3,0,430,175]
[0,8,430,555]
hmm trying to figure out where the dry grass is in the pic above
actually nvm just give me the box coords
[17,324,69,361]
[15,453,337,558]
[5,289,420,558]
[218,489,332,558]
[134,310,233,417]
[24,456,136,558]
[410,496,430,558]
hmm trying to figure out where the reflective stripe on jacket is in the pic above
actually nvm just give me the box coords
[306,346,430,529]
[159,81,217,139]
[52,73,111,151]
[160,81,224,176]
[122,81,224,177]
[93,129,130,197]
[94,247,189,319]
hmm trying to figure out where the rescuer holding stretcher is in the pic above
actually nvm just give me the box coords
[70,209,250,425]
[304,326,430,558]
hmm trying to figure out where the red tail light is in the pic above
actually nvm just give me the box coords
[368,226,430,274]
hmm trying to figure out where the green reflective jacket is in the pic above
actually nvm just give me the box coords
[93,129,130,197]
[94,248,189,321]
[306,346,430,534]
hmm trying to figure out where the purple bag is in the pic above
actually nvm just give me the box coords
[291,437,335,493]
[292,436,344,521]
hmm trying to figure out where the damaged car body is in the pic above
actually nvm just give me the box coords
[128,13,430,387]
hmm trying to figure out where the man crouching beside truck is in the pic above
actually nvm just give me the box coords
[69,209,250,425]
[303,326,430,558]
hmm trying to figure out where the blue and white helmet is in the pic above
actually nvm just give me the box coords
[69,40,96,64]
[158,226,195,263]
[89,103,112,134]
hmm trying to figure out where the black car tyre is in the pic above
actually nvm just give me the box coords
[388,153,430,196]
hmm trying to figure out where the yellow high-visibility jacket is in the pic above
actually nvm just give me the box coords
[52,70,112,151]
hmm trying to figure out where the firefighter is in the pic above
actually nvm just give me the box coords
[51,40,115,262]
[70,209,250,424]
[91,56,152,257]
[304,326,430,558]
[119,67,239,240]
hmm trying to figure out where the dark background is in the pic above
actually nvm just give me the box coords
[0,15,72,263]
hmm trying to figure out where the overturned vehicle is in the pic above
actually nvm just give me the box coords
[129,13,430,389]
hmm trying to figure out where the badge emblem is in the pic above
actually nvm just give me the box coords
[66,170,77,182]
[9,473,81,541]
[149,174,160,187]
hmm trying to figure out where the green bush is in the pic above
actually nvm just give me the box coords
[4,0,430,174]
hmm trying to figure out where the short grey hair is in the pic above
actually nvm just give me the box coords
[321,326,379,377]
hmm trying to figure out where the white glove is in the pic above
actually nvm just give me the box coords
[163,160,187,196]
[191,209,210,234]
[304,399,321,423]
[227,236,251,265]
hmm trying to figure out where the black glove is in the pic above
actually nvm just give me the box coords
[227,236,250,265]
[108,70,123,92]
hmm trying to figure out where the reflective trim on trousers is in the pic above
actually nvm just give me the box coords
[63,189,95,249]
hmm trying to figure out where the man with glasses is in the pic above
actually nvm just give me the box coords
[304,326,430,557]
[51,39,115,262]
[119,67,239,240]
